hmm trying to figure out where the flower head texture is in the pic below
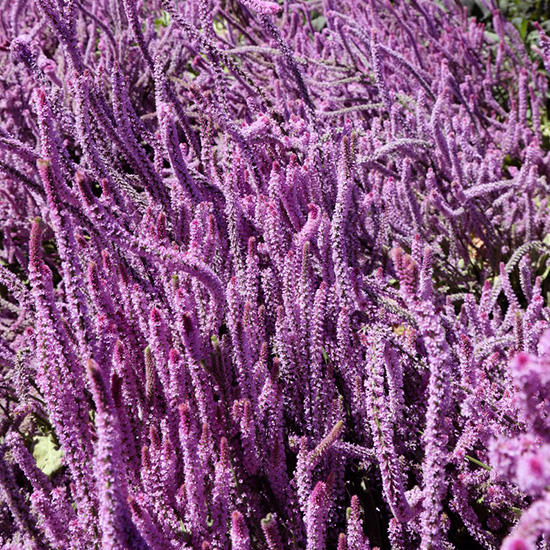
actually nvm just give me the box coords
[1,1,550,549]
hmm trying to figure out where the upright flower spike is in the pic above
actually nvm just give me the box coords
[307,280,329,437]
[261,514,284,550]
[391,247,418,300]
[416,315,454,550]
[111,373,141,484]
[346,496,370,550]
[71,73,113,185]
[419,246,433,301]
[178,309,216,426]
[88,261,117,322]
[88,359,150,550]
[305,481,329,550]
[166,348,188,431]
[148,306,173,400]
[34,89,67,189]
[144,345,158,410]
[120,0,154,68]
[27,219,98,536]
[295,436,313,516]
[112,339,144,424]
[37,157,92,360]
[29,488,74,549]
[157,102,202,205]
[331,135,355,309]
[178,403,207,541]
[231,511,251,550]
[258,373,288,504]
[211,437,232,547]
[363,334,411,523]
[234,398,260,475]
[128,494,179,550]
[111,62,166,206]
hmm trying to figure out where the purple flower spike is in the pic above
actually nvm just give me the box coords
[2,0,550,548]
[306,481,329,550]
[231,511,250,550]
[88,360,150,550]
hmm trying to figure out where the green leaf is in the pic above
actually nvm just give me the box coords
[520,18,529,39]
[32,434,64,476]
[484,31,500,43]
[154,10,171,29]
[539,261,550,283]
[213,18,227,36]
[312,15,327,32]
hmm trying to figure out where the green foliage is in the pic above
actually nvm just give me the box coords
[32,433,64,477]
[464,0,550,35]
[498,1,550,31]
[311,12,327,32]
[154,10,171,30]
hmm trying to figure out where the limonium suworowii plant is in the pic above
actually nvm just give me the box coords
[2,0,550,548]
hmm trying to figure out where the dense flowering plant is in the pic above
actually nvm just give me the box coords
[2,0,550,548]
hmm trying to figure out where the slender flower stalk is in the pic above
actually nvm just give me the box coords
[1,1,549,549]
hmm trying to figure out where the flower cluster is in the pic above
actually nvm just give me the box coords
[491,331,550,550]
[1,0,550,549]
